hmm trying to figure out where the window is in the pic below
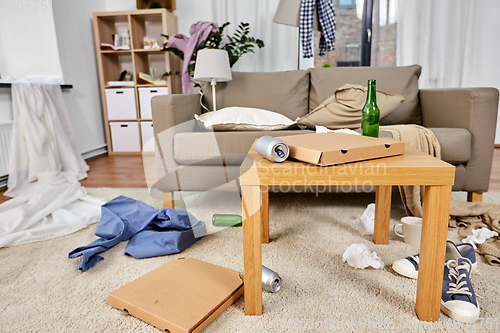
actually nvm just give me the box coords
[314,0,397,68]
[338,0,356,9]
[314,0,362,68]
[370,0,397,67]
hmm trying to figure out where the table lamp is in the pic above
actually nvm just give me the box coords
[193,49,232,112]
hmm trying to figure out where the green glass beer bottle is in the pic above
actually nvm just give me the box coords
[361,79,380,138]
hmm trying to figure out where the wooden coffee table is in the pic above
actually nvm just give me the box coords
[240,142,455,322]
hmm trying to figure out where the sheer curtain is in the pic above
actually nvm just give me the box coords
[397,0,500,142]
[211,0,301,72]
[176,0,300,72]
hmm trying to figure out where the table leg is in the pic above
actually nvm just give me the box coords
[242,185,263,316]
[261,185,269,244]
[162,191,175,209]
[415,185,452,322]
[374,185,392,245]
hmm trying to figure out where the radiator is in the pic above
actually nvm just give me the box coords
[0,121,13,178]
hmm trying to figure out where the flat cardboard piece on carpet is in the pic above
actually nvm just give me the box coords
[280,133,405,166]
[109,258,244,333]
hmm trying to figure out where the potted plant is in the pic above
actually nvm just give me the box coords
[161,22,264,92]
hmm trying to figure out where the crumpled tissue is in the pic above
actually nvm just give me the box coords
[315,125,361,135]
[462,228,499,249]
[351,203,375,235]
[342,243,384,269]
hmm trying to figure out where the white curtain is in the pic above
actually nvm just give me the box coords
[396,0,476,88]
[210,0,299,72]
[176,0,301,72]
[0,81,104,248]
[397,0,500,142]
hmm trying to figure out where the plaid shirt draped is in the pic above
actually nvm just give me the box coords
[300,0,336,58]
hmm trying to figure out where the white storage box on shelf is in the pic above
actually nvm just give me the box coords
[105,88,137,120]
[110,122,141,152]
[140,121,154,152]
[139,87,169,119]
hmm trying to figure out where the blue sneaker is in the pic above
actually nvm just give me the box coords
[441,258,480,323]
[392,241,476,279]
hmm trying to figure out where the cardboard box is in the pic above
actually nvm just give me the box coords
[109,258,244,333]
[281,133,405,166]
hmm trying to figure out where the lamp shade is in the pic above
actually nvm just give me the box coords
[273,0,321,31]
[193,49,232,82]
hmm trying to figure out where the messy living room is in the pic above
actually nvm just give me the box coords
[1,0,500,332]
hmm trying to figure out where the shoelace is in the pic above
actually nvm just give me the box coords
[445,259,473,297]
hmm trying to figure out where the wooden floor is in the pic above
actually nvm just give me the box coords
[489,148,500,191]
[2,149,500,204]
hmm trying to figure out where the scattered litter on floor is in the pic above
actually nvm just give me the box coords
[212,214,242,227]
[109,258,243,333]
[462,227,499,249]
[342,243,384,269]
[262,265,282,292]
[351,203,375,236]
[68,196,206,271]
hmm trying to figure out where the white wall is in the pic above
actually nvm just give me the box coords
[0,5,63,81]
[0,3,64,125]
[106,0,136,11]
[52,0,108,155]
[0,1,108,156]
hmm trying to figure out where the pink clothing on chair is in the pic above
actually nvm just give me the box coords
[167,21,219,93]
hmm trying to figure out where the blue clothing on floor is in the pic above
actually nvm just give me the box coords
[68,196,206,271]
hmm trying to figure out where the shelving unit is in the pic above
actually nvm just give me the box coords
[93,9,181,155]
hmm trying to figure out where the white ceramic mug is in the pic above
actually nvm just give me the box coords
[393,217,422,248]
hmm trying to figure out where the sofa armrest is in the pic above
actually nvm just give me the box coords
[420,87,499,191]
[151,94,202,189]
[151,93,201,133]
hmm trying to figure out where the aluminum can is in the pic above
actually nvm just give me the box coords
[262,265,282,292]
[255,136,289,163]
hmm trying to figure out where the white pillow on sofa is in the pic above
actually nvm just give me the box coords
[194,107,298,131]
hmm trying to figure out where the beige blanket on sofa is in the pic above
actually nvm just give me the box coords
[380,125,441,217]
[381,125,500,266]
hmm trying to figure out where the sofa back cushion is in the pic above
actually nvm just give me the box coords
[309,65,422,125]
[201,70,310,120]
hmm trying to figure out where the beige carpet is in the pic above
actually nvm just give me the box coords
[1,188,499,332]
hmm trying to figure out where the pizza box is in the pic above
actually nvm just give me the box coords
[280,132,405,166]
[109,258,244,333]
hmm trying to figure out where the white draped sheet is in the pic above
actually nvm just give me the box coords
[0,81,104,248]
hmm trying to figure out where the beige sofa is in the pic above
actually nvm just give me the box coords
[151,65,499,207]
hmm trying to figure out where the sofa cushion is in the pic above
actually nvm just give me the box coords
[174,129,314,165]
[200,71,310,120]
[428,128,471,164]
[309,65,422,125]
[194,107,297,131]
[298,84,405,129]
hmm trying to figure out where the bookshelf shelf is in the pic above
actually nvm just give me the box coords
[93,9,181,155]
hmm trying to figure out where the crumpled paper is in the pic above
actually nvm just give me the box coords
[342,243,384,269]
[351,203,375,235]
[315,125,361,135]
[462,227,499,249]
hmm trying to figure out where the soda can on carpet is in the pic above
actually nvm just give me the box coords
[262,265,282,293]
[256,136,289,163]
